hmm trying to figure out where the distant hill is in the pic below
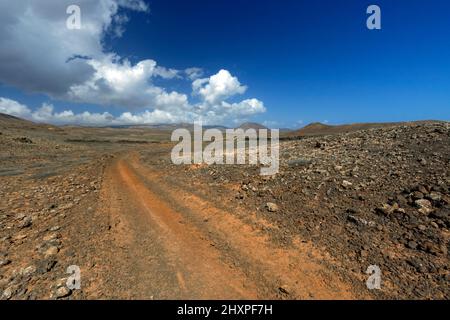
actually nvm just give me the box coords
[286,120,449,137]
[3,113,445,138]
[0,113,43,130]
[287,122,404,137]
[103,123,193,130]
[237,122,268,130]
[103,123,229,131]
[0,113,64,135]
[0,113,32,126]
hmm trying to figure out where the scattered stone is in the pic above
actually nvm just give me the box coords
[0,258,11,267]
[416,185,429,195]
[36,258,57,274]
[12,234,27,241]
[412,191,424,200]
[56,277,68,288]
[427,192,442,202]
[2,287,13,300]
[266,202,279,212]
[415,199,433,215]
[21,265,37,277]
[394,207,406,214]
[44,246,59,258]
[376,203,395,215]
[15,213,26,220]
[417,225,427,231]
[55,286,71,299]
[18,216,32,229]
[347,215,376,227]
[43,233,58,242]
[407,241,418,250]
[342,180,353,188]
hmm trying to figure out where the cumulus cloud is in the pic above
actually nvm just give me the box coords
[0,0,138,95]
[66,55,187,108]
[0,97,32,118]
[0,0,266,125]
[0,95,265,126]
[30,103,116,126]
[222,98,266,116]
[0,97,176,126]
[0,98,108,125]
[192,69,247,105]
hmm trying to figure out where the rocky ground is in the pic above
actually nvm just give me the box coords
[0,131,111,299]
[151,121,450,299]
[0,119,449,299]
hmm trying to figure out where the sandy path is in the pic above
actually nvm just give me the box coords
[94,152,362,299]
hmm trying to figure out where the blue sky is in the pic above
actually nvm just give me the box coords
[0,0,449,127]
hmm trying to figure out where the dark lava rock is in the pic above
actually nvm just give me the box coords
[36,258,57,274]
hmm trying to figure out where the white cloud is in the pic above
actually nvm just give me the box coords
[224,98,266,116]
[0,0,146,95]
[0,97,31,118]
[0,96,266,126]
[110,14,130,38]
[193,69,247,105]
[185,67,204,80]
[116,109,181,125]
[0,1,266,125]
[154,66,181,79]
[66,55,186,108]
[0,98,171,126]
[116,0,149,12]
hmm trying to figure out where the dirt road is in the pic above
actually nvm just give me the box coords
[2,121,448,300]
[91,152,364,299]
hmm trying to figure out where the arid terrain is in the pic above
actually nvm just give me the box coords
[0,113,449,300]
